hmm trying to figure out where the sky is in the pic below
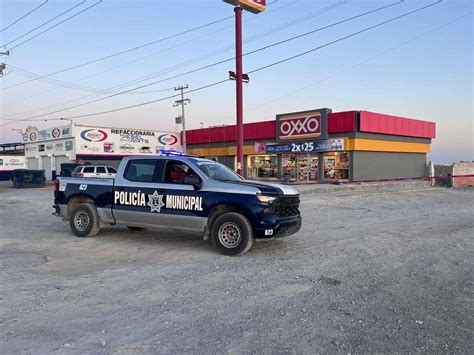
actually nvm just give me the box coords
[0,0,472,163]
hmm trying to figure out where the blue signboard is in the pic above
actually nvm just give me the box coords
[266,139,344,154]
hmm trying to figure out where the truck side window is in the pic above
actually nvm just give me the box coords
[96,167,106,174]
[164,161,199,184]
[125,160,159,182]
[83,166,95,173]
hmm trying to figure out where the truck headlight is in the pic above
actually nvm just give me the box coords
[256,194,276,204]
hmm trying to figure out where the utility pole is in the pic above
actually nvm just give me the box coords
[1,51,10,75]
[174,85,190,153]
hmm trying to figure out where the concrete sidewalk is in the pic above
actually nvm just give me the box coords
[293,180,432,194]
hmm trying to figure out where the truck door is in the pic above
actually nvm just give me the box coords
[153,160,207,231]
[113,159,165,226]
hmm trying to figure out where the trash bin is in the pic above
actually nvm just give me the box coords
[11,169,46,188]
[283,171,290,184]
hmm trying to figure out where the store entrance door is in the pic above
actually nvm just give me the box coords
[297,154,318,182]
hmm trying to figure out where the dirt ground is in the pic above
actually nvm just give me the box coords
[0,184,473,353]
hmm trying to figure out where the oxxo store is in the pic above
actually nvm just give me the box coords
[185,108,436,183]
[23,124,181,180]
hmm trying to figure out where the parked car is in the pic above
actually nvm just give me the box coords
[71,165,117,178]
[59,163,84,177]
[53,155,302,256]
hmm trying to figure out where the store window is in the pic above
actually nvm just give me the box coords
[247,155,277,179]
[323,152,350,180]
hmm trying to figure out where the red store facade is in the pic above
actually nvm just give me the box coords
[185,108,436,183]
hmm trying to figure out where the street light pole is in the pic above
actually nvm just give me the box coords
[60,117,73,126]
[235,5,244,175]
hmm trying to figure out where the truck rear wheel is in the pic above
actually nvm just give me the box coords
[70,203,100,238]
[211,212,253,256]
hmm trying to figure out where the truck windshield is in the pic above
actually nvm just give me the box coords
[193,160,243,182]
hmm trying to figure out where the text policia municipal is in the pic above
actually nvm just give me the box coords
[114,190,204,212]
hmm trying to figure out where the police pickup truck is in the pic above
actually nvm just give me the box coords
[53,155,301,256]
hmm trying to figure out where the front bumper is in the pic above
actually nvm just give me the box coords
[254,215,302,239]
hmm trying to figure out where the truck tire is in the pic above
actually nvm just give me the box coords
[211,212,254,256]
[69,203,100,238]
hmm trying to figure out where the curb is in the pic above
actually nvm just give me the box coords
[296,181,432,195]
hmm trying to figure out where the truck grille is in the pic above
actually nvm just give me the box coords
[273,195,300,217]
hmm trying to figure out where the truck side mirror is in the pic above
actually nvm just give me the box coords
[183,175,201,189]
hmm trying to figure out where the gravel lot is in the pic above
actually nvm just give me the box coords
[1,184,473,353]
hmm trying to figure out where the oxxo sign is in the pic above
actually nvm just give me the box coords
[276,108,331,141]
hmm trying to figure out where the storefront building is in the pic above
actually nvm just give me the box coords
[23,124,181,180]
[185,108,436,183]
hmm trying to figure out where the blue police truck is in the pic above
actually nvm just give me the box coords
[53,155,302,256]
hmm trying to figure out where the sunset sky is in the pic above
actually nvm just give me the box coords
[0,0,472,163]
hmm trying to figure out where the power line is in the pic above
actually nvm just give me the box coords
[1,1,86,48]
[75,0,348,99]
[250,11,473,110]
[0,80,228,124]
[248,0,442,75]
[8,65,175,95]
[63,80,230,120]
[0,0,299,109]
[8,0,103,51]
[1,0,442,125]
[0,0,288,94]
[0,0,320,118]
[1,13,236,90]
[5,0,400,121]
[0,0,48,33]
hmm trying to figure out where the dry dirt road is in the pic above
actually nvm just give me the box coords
[1,185,473,353]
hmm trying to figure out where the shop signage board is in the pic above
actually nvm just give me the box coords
[223,0,266,14]
[76,126,182,156]
[24,139,75,157]
[22,125,72,143]
[276,108,331,141]
[266,138,345,154]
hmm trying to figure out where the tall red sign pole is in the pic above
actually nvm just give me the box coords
[235,5,244,176]
[224,0,265,175]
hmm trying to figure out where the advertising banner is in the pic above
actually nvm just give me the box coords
[24,138,74,157]
[22,125,72,143]
[253,142,266,154]
[0,156,27,171]
[76,126,182,156]
[266,138,345,154]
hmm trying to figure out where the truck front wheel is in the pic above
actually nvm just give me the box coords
[211,212,254,256]
[70,203,100,238]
